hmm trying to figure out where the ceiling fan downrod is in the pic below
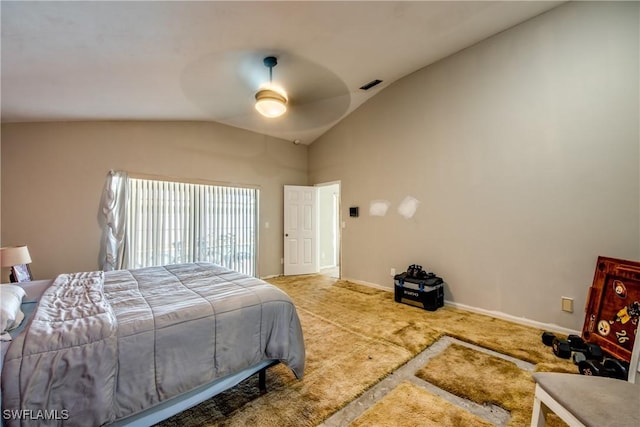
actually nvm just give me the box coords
[263,56,278,83]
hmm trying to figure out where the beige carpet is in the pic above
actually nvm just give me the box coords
[159,274,576,426]
[414,343,568,427]
[349,381,494,427]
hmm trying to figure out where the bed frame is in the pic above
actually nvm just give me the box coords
[112,360,280,426]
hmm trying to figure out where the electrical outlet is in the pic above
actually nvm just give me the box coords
[561,297,574,313]
[280,258,284,265]
[390,268,396,277]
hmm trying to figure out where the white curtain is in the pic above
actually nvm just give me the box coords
[100,170,128,271]
[125,178,257,276]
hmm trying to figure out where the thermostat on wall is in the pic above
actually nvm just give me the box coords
[349,207,359,217]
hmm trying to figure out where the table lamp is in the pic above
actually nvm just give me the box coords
[0,245,33,283]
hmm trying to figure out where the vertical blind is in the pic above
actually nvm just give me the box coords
[125,178,258,276]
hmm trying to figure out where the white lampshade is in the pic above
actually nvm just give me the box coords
[0,245,32,267]
[255,89,287,118]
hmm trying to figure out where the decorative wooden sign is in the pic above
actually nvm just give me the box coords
[582,256,640,362]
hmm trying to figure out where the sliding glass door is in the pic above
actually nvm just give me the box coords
[125,177,258,276]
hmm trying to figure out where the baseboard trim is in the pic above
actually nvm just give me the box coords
[444,301,580,336]
[260,274,280,280]
[343,277,580,336]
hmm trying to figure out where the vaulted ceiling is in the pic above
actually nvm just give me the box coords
[1,1,563,144]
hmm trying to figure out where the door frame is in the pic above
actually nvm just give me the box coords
[315,180,341,278]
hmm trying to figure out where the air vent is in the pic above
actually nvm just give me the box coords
[359,79,383,91]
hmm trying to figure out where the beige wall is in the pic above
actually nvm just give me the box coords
[1,121,307,280]
[309,1,640,330]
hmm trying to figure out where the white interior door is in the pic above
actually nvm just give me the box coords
[284,185,318,275]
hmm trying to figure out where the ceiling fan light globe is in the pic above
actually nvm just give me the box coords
[255,89,287,118]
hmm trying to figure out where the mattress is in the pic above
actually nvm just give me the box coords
[1,263,305,426]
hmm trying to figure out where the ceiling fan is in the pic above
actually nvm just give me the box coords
[180,50,353,142]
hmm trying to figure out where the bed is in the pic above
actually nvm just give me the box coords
[1,262,305,426]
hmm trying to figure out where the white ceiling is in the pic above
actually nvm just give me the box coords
[1,1,563,144]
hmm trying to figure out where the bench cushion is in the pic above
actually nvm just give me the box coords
[533,372,640,427]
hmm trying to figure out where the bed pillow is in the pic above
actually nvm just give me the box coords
[0,284,27,341]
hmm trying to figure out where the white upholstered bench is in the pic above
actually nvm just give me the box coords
[530,327,640,427]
